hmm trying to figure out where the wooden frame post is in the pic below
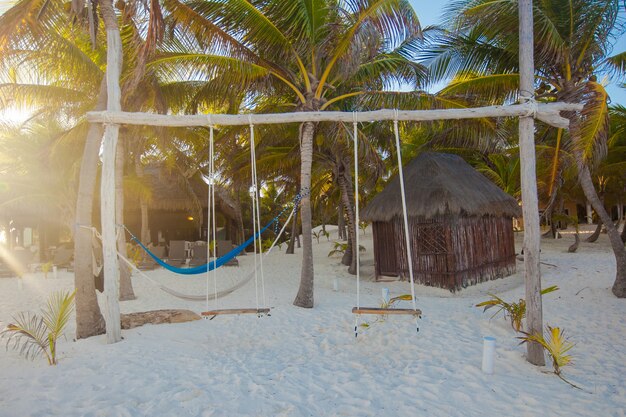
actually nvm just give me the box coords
[101,21,123,344]
[518,0,545,366]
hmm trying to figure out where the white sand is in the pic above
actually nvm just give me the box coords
[0,227,624,417]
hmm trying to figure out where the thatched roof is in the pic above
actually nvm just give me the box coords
[132,166,242,222]
[361,152,521,222]
[143,166,208,212]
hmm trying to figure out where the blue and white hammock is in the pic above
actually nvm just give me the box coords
[128,216,278,275]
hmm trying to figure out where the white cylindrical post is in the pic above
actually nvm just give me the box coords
[482,336,496,374]
[333,277,338,292]
[53,266,57,279]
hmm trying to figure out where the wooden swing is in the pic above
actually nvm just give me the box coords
[199,121,271,319]
[350,116,422,335]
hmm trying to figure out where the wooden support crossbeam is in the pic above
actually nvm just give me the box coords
[201,308,271,317]
[87,102,583,130]
[352,307,421,317]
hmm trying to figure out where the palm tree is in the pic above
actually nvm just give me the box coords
[426,0,626,297]
[153,0,427,307]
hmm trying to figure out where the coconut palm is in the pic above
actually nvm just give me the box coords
[152,0,428,307]
[426,0,626,297]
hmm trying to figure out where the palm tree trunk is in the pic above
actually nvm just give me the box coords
[74,78,106,339]
[116,135,135,301]
[586,219,603,243]
[337,159,357,275]
[337,204,346,240]
[293,121,315,308]
[577,161,626,297]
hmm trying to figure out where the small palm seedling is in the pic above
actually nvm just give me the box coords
[359,221,368,235]
[0,290,76,365]
[518,326,579,389]
[312,230,322,243]
[360,294,415,329]
[381,294,413,309]
[476,286,559,332]
[328,241,366,257]
[41,262,53,279]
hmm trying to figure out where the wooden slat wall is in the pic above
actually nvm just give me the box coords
[372,222,399,278]
[372,215,516,291]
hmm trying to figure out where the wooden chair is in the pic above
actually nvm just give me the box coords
[167,240,187,264]
[138,245,166,270]
[189,244,208,267]
[217,240,239,266]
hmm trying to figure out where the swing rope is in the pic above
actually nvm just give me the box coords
[393,113,419,332]
[206,120,218,312]
[249,119,260,310]
[352,112,421,336]
[353,114,361,336]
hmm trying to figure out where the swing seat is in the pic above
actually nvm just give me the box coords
[201,308,270,318]
[352,307,421,317]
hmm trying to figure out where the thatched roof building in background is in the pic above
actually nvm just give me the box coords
[124,165,244,244]
[362,152,521,291]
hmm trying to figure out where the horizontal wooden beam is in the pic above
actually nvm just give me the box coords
[87,102,583,129]
[352,307,422,316]
[201,308,270,317]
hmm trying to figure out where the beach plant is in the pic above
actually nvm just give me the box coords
[476,286,559,332]
[518,326,578,389]
[0,290,76,365]
[328,242,365,258]
[381,294,413,309]
[41,262,53,279]
[312,230,322,244]
[359,222,369,235]
[126,243,143,266]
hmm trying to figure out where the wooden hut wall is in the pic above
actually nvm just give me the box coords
[447,216,516,289]
[373,215,516,291]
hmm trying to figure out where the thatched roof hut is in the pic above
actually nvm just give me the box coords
[124,166,244,244]
[362,152,520,291]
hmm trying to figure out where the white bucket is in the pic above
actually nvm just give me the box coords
[482,336,496,374]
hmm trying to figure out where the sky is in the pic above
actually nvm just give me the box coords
[0,0,625,104]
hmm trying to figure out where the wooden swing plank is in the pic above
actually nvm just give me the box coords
[201,308,270,317]
[352,307,421,316]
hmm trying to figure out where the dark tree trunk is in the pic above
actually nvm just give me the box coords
[568,233,580,253]
[337,159,357,275]
[586,219,603,243]
[577,161,626,297]
[337,205,346,240]
[565,108,626,298]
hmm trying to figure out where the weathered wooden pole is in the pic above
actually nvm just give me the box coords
[518,0,545,365]
[101,0,122,344]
